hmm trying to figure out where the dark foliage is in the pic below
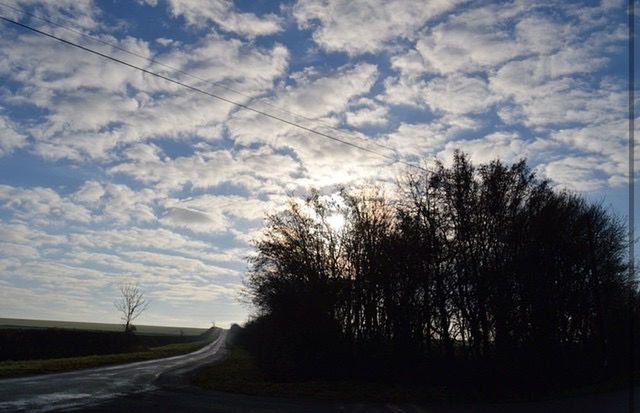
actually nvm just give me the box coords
[242,152,638,395]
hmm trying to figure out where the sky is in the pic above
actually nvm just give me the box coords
[0,0,636,328]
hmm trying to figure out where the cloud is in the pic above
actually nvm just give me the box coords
[382,116,479,159]
[380,75,427,107]
[293,0,464,55]
[68,227,210,252]
[0,115,28,156]
[345,98,389,127]
[0,26,289,161]
[167,0,284,37]
[10,0,101,30]
[149,281,242,302]
[600,0,624,9]
[0,185,92,225]
[225,63,392,188]
[423,74,499,115]
[438,132,530,166]
[72,181,106,205]
[163,207,213,224]
[489,56,617,128]
[272,63,378,119]
[0,222,67,246]
[415,22,522,75]
[383,73,499,116]
[160,207,227,233]
[111,143,302,194]
[540,156,610,192]
[0,242,39,258]
[120,250,240,279]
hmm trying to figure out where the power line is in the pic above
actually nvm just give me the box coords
[0,1,402,157]
[0,14,427,172]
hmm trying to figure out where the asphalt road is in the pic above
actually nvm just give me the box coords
[0,330,637,412]
[0,330,228,412]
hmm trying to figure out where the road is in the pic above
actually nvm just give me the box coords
[0,329,637,412]
[0,330,228,412]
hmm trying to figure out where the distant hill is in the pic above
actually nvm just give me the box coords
[0,317,208,336]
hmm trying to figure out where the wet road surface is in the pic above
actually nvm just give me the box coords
[0,330,227,412]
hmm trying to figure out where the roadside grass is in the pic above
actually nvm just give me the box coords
[0,338,214,379]
[195,345,640,404]
[194,347,446,403]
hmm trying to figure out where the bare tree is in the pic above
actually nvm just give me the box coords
[114,282,148,333]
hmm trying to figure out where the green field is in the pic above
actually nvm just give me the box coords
[0,317,208,336]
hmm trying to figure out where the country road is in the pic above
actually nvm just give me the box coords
[1,329,638,413]
[0,330,228,412]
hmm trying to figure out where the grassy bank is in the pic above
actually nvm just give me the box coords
[195,345,639,404]
[0,337,215,378]
[194,347,445,403]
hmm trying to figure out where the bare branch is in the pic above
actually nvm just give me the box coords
[114,282,148,332]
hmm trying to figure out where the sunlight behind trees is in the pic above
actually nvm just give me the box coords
[242,151,636,392]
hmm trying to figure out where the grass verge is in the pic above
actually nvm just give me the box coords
[0,338,212,378]
[195,346,640,404]
[194,347,446,403]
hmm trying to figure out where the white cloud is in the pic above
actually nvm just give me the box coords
[222,63,395,188]
[0,181,160,227]
[381,75,427,107]
[227,63,380,139]
[438,132,530,166]
[600,0,625,10]
[272,63,378,119]
[423,74,499,115]
[345,105,389,127]
[120,251,240,279]
[293,0,464,55]
[0,242,39,258]
[149,281,242,303]
[167,0,283,37]
[10,0,101,30]
[382,116,479,159]
[100,184,158,224]
[159,33,289,91]
[540,156,609,192]
[72,181,106,205]
[0,27,289,161]
[0,185,92,224]
[0,115,28,156]
[514,16,569,55]
[160,207,228,233]
[68,227,211,252]
[383,73,499,115]
[0,222,67,247]
[491,64,624,128]
[415,22,522,75]
[409,2,550,76]
[111,143,301,193]
[390,49,427,80]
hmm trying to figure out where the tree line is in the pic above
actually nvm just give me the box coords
[241,152,637,393]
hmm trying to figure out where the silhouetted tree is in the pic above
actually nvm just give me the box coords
[114,282,148,333]
[243,151,634,390]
